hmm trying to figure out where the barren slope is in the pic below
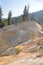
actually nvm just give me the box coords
[0,21,43,65]
[0,21,41,55]
[0,37,43,65]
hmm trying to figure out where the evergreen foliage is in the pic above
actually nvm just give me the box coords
[0,7,3,23]
[22,5,29,21]
[8,11,12,25]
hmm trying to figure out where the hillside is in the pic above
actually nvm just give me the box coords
[0,21,43,65]
[0,37,43,65]
[31,10,43,23]
[0,21,43,55]
[0,21,38,55]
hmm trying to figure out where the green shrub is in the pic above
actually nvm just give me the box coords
[15,48,21,54]
[3,21,8,26]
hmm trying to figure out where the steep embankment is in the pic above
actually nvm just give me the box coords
[0,37,43,65]
[0,21,41,55]
[0,21,43,65]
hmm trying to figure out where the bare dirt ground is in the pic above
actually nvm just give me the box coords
[0,37,43,65]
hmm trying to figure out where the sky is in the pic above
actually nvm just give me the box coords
[0,0,43,18]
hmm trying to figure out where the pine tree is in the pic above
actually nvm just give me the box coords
[22,5,29,21]
[0,7,3,23]
[8,11,12,25]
